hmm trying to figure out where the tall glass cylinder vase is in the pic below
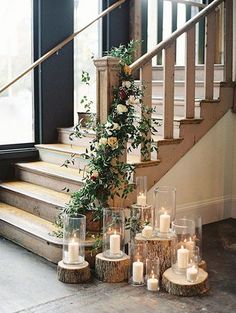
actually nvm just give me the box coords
[63,214,86,265]
[171,218,196,274]
[103,207,125,259]
[154,186,176,238]
[136,176,147,206]
[129,241,146,286]
[130,204,154,240]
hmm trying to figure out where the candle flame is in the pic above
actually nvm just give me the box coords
[137,259,140,262]
[181,245,184,249]
[152,274,155,279]
[114,230,117,235]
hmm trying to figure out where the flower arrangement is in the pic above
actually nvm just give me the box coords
[62,41,158,224]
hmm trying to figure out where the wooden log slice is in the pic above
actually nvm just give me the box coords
[162,268,209,296]
[95,253,130,283]
[57,260,91,284]
[135,235,173,278]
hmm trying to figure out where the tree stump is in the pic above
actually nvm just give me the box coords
[135,235,173,278]
[162,268,209,296]
[95,253,130,283]
[57,260,91,284]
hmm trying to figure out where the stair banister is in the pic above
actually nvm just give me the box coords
[126,0,232,161]
[129,0,224,73]
[0,0,127,94]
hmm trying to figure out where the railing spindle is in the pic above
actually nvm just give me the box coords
[224,0,233,82]
[204,10,216,100]
[185,27,196,119]
[140,61,152,161]
[164,42,176,139]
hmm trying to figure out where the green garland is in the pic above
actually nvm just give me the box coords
[63,41,158,221]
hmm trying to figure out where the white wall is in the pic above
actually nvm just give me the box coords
[148,111,236,224]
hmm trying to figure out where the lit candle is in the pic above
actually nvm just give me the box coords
[177,245,189,269]
[186,266,198,282]
[147,274,159,291]
[141,225,153,238]
[110,230,120,255]
[185,237,195,259]
[159,211,170,233]
[137,193,147,206]
[132,259,144,283]
[68,236,79,263]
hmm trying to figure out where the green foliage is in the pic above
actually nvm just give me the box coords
[62,41,158,223]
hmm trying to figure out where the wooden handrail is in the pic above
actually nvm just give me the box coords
[166,0,206,9]
[0,0,127,94]
[130,0,224,72]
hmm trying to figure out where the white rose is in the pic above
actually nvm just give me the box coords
[117,104,128,114]
[127,95,140,105]
[122,81,132,89]
[105,122,112,128]
[112,122,120,130]
[99,137,107,145]
[91,170,99,178]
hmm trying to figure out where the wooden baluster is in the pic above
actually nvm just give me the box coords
[140,60,152,161]
[185,27,196,119]
[224,0,233,82]
[163,42,175,139]
[204,10,216,100]
[94,56,120,124]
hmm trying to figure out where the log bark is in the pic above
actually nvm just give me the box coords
[162,268,209,296]
[95,253,130,283]
[57,260,91,284]
[135,235,173,278]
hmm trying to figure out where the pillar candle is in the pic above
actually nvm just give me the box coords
[159,211,170,233]
[132,260,144,283]
[68,238,79,263]
[110,231,120,254]
[177,245,189,269]
[186,266,198,282]
[147,275,159,291]
[137,193,147,206]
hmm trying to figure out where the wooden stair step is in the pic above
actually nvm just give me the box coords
[0,202,62,263]
[15,161,83,193]
[0,181,70,222]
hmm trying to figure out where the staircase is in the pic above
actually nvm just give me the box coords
[0,0,234,264]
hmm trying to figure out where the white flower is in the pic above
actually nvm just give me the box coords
[112,122,120,130]
[117,104,128,114]
[122,80,132,89]
[91,170,99,178]
[105,122,112,128]
[99,137,107,145]
[127,95,140,105]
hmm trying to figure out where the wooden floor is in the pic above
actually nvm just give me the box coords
[1,219,236,313]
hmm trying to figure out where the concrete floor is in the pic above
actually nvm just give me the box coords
[1,219,236,313]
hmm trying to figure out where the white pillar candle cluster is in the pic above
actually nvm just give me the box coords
[110,231,120,255]
[137,193,147,206]
[141,225,153,238]
[147,274,159,291]
[68,237,79,263]
[132,259,144,283]
[186,265,198,282]
[177,245,189,269]
[159,211,170,233]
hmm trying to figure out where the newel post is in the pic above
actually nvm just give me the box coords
[94,56,120,124]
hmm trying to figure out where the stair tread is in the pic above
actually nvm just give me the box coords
[0,202,62,245]
[16,161,84,183]
[152,80,221,85]
[0,181,70,207]
[35,143,87,154]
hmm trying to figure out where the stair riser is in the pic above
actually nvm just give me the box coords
[0,221,62,263]
[152,83,220,99]
[58,131,95,147]
[152,66,223,81]
[0,190,60,223]
[37,148,88,169]
[15,168,82,194]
